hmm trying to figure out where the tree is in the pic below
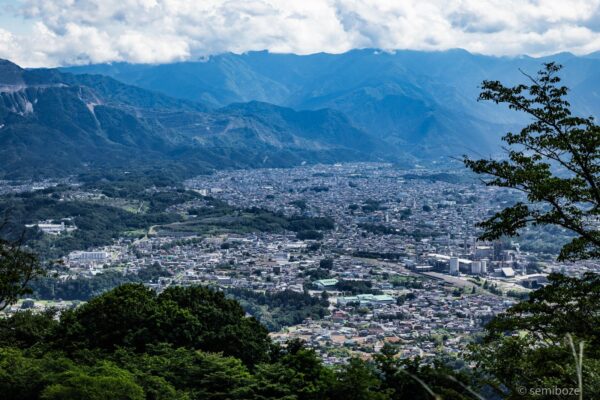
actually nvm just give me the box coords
[54,284,159,353]
[469,273,600,399]
[115,346,256,400]
[372,345,475,400]
[465,64,600,398]
[332,358,390,400]
[319,259,334,269]
[0,347,48,400]
[0,309,58,349]
[297,230,324,240]
[0,349,145,400]
[399,359,475,400]
[53,284,271,366]
[254,339,335,400]
[489,273,600,350]
[157,285,271,366]
[464,63,600,261]
[41,361,145,400]
[0,236,45,310]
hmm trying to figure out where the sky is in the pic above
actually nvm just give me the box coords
[1,0,600,67]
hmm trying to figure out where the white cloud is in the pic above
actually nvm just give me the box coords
[1,0,599,66]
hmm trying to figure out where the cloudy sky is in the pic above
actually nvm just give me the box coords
[1,0,600,67]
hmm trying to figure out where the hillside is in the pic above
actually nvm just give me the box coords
[63,49,600,159]
[5,49,599,178]
[0,60,390,178]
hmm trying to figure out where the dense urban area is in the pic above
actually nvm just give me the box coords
[2,163,598,365]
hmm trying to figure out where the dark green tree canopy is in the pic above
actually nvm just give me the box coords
[54,284,271,366]
[465,62,600,260]
[469,273,600,398]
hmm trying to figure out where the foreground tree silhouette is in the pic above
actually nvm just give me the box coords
[464,62,600,261]
[0,236,44,311]
[469,273,600,399]
[466,64,600,398]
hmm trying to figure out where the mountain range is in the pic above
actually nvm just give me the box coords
[2,49,600,178]
[0,59,386,178]
[63,49,600,159]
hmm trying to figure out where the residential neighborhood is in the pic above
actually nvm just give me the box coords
[4,163,599,364]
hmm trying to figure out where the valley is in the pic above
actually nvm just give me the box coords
[4,163,597,365]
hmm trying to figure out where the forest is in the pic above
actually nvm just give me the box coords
[0,175,335,259]
[1,274,599,399]
[225,288,330,331]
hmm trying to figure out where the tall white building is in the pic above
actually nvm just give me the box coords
[449,257,459,275]
[481,259,488,274]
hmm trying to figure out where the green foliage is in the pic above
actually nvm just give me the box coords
[0,309,58,349]
[398,208,412,220]
[290,200,308,210]
[296,230,324,240]
[32,271,135,301]
[469,273,600,398]
[516,224,575,256]
[0,189,184,258]
[0,282,484,400]
[463,65,600,396]
[41,361,145,400]
[168,203,333,236]
[51,284,271,366]
[114,345,255,400]
[0,236,45,310]
[137,262,172,283]
[0,183,334,255]
[254,340,335,399]
[305,186,329,193]
[333,358,390,400]
[0,349,145,400]
[31,264,171,301]
[0,180,332,259]
[373,346,475,400]
[361,199,383,213]
[286,216,335,232]
[390,276,424,289]
[226,288,329,331]
[306,268,331,281]
[81,175,201,213]
[54,284,161,352]
[335,279,381,295]
[464,62,600,261]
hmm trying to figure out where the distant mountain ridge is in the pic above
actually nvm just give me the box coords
[63,49,600,160]
[0,59,392,178]
[3,49,599,179]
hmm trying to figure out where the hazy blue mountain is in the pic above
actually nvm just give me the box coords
[0,59,390,178]
[64,49,600,160]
